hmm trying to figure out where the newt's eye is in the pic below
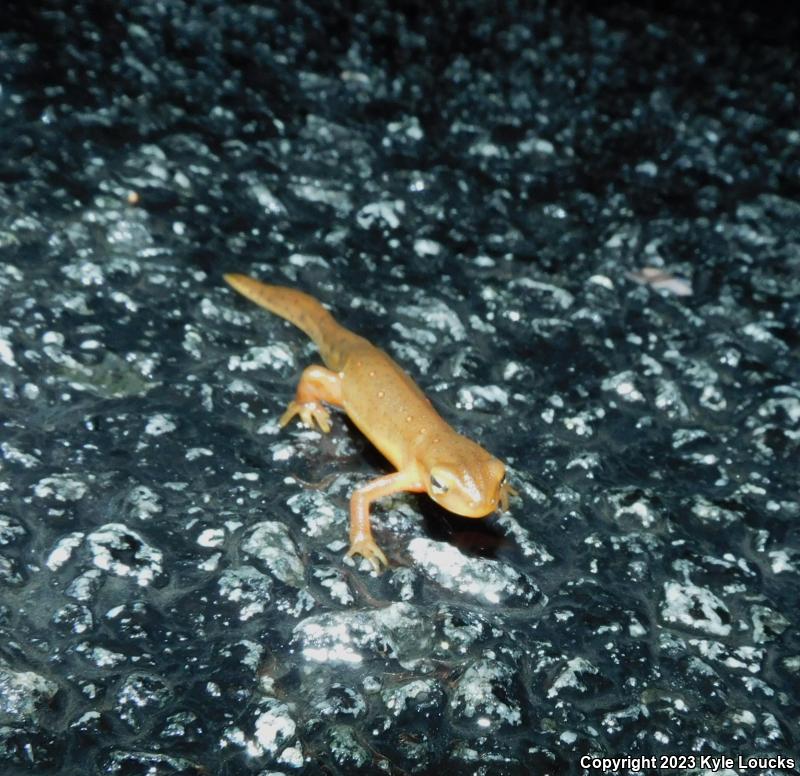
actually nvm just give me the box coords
[430,474,449,494]
[500,473,507,485]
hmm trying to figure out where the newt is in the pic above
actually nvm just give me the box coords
[224,273,517,571]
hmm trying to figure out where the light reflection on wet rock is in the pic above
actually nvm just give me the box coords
[312,683,367,721]
[546,656,601,699]
[0,554,24,585]
[382,678,444,722]
[33,474,88,502]
[222,696,300,762]
[450,658,522,729]
[46,523,165,591]
[661,581,732,637]
[217,566,273,621]
[408,538,546,607]
[0,662,59,725]
[325,726,372,771]
[294,602,434,668]
[241,520,305,588]
[117,673,171,730]
[51,603,94,635]
[86,524,164,587]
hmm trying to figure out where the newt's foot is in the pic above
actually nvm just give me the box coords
[499,481,519,512]
[347,537,388,573]
[279,400,331,433]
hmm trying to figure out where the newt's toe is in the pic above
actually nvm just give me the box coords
[347,538,388,573]
[280,401,331,433]
[499,481,519,512]
[310,406,331,433]
[278,401,300,428]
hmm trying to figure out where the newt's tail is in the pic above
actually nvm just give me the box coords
[224,273,359,371]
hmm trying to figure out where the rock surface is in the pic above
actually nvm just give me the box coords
[1,1,798,773]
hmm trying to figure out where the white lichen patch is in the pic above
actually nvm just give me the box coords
[750,605,789,643]
[197,528,225,548]
[248,182,288,216]
[691,496,742,526]
[756,391,800,425]
[0,515,26,546]
[0,327,17,367]
[654,379,690,419]
[408,538,544,606]
[390,341,431,374]
[494,513,554,565]
[356,199,405,229]
[61,259,105,286]
[547,657,600,699]
[252,701,297,755]
[290,181,353,213]
[144,414,176,436]
[0,663,59,724]
[110,290,139,312]
[601,371,645,402]
[65,569,103,602]
[33,474,88,502]
[741,322,790,352]
[456,384,509,411]
[396,299,467,341]
[688,639,764,674]
[126,485,162,521]
[46,532,86,571]
[672,428,713,449]
[602,703,649,735]
[182,324,204,359]
[86,523,163,587]
[391,321,437,346]
[588,274,614,289]
[74,644,127,668]
[313,567,354,605]
[514,278,575,310]
[450,658,521,728]
[563,407,605,437]
[382,679,441,715]
[271,442,300,462]
[566,452,601,473]
[607,489,658,528]
[766,548,797,575]
[227,379,259,396]
[185,447,213,460]
[661,581,731,637]
[286,491,340,539]
[222,696,298,758]
[413,238,442,257]
[241,521,305,587]
[217,566,272,621]
[228,344,294,373]
[294,602,433,668]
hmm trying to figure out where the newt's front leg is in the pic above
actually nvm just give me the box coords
[279,364,342,433]
[348,468,424,572]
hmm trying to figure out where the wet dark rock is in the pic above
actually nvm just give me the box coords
[116,672,172,731]
[0,662,59,725]
[1,1,798,772]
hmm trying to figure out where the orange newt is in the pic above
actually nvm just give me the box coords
[224,273,517,571]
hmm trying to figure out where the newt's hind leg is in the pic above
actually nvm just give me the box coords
[279,365,342,433]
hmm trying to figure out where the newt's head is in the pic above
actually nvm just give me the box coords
[423,443,516,518]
